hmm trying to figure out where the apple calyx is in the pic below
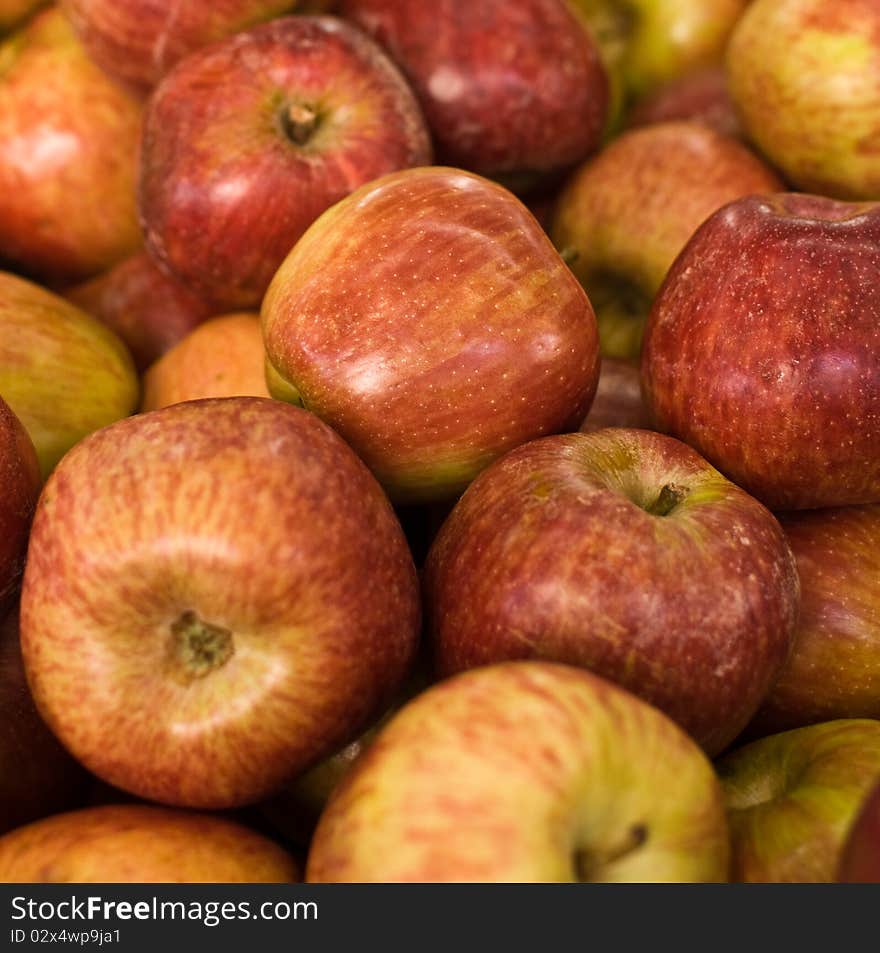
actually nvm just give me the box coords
[645,482,689,517]
[573,822,648,881]
[281,102,321,147]
[168,610,234,684]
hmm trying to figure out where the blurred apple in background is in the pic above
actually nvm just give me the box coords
[642,192,880,511]
[139,15,432,311]
[0,0,45,33]
[0,272,138,479]
[718,719,880,882]
[0,8,142,285]
[21,397,420,809]
[263,167,600,503]
[579,358,651,431]
[307,661,730,882]
[339,0,609,193]
[727,0,880,200]
[0,804,299,882]
[838,778,880,882]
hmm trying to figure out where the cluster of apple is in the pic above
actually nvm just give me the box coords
[0,0,878,885]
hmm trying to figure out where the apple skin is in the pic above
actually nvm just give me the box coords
[0,804,300,882]
[551,121,782,361]
[263,166,599,503]
[139,15,433,311]
[306,661,730,883]
[727,0,880,201]
[0,0,46,33]
[579,357,651,432]
[641,192,880,511]
[338,0,609,190]
[747,505,880,734]
[0,272,139,480]
[65,251,213,373]
[0,8,142,285]
[424,428,800,757]
[717,719,880,883]
[838,779,880,882]
[20,396,421,809]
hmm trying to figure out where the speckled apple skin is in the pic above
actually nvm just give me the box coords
[424,429,800,757]
[0,804,299,882]
[641,193,880,511]
[139,15,432,311]
[19,397,421,809]
[0,9,142,284]
[306,661,730,883]
[262,166,600,503]
[838,778,880,882]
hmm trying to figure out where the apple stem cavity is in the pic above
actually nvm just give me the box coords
[573,823,648,882]
[282,102,320,147]
[168,610,234,684]
[645,483,689,518]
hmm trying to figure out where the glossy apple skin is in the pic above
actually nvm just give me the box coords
[551,121,782,361]
[140,15,432,311]
[641,193,880,511]
[20,397,420,809]
[718,719,880,883]
[60,0,297,95]
[0,272,139,480]
[838,779,880,882]
[0,8,142,284]
[579,357,651,432]
[727,0,880,201]
[307,661,730,883]
[65,251,213,373]
[0,804,299,882]
[339,0,608,189]
[425,428,800,757]
[0,0,46,33]
[263,167,600,503]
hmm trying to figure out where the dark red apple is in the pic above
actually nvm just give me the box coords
[579,357,651,431]
[139,15,432,311]
[641,192,880,511]
[339,0,609,192]
[424,427,800,756]
[838,778,880,882]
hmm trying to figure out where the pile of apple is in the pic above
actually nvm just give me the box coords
[0,0,878,885]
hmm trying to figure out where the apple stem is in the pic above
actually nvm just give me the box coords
[574,823,648,882]
[167,610,234,683]
[282,103,320,146]
[645,483,689,517]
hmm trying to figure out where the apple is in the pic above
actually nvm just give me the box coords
[140,313,270,411]
[0,8,142,285]
[579,357,651,431]
[65,250,213,373]
[0,0,45,33]
[338,0,609,192]
[838,778,880,882]
[0,271,139,480]
[641,192,880,511]
[717,719,880,882]
[727,0,880,201]
[262,166,600,503]
[424,428,800,757]
[0,804,300,882]
[60,0,298,95]
[139,15,433,311]
[551,121,782,361]
[306,660,730,882]
[20,396,421,809]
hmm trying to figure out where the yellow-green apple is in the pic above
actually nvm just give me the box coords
[838,779,880,882]
[306,661,730,882]
[717,719,880,882]
[0,272,139,479]
[0,804,300,882]
[747,505,880,733]
[139,15,432,311]
[0,8,142,284]
[20,397,420,809]
[0,0,45,33]
[141,313,269,411]
[727,0,880,200]
[338,0,609,193]
[551,121,782,361]
[60,0,298,95]
[65,250,212,373]
[424,428,800,756]
[262,166,600,503]
[579,357,651,431]
[641,192,880,511]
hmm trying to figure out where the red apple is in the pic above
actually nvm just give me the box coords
[424,428,800,756]
[139,15,432,311]
[0,8,142,284]
[262,166,600,503]
[838,778,880,882]
[641,192,880,511]
[339,0,609,192]
[579,357,651,431]
[20,397,420,809]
